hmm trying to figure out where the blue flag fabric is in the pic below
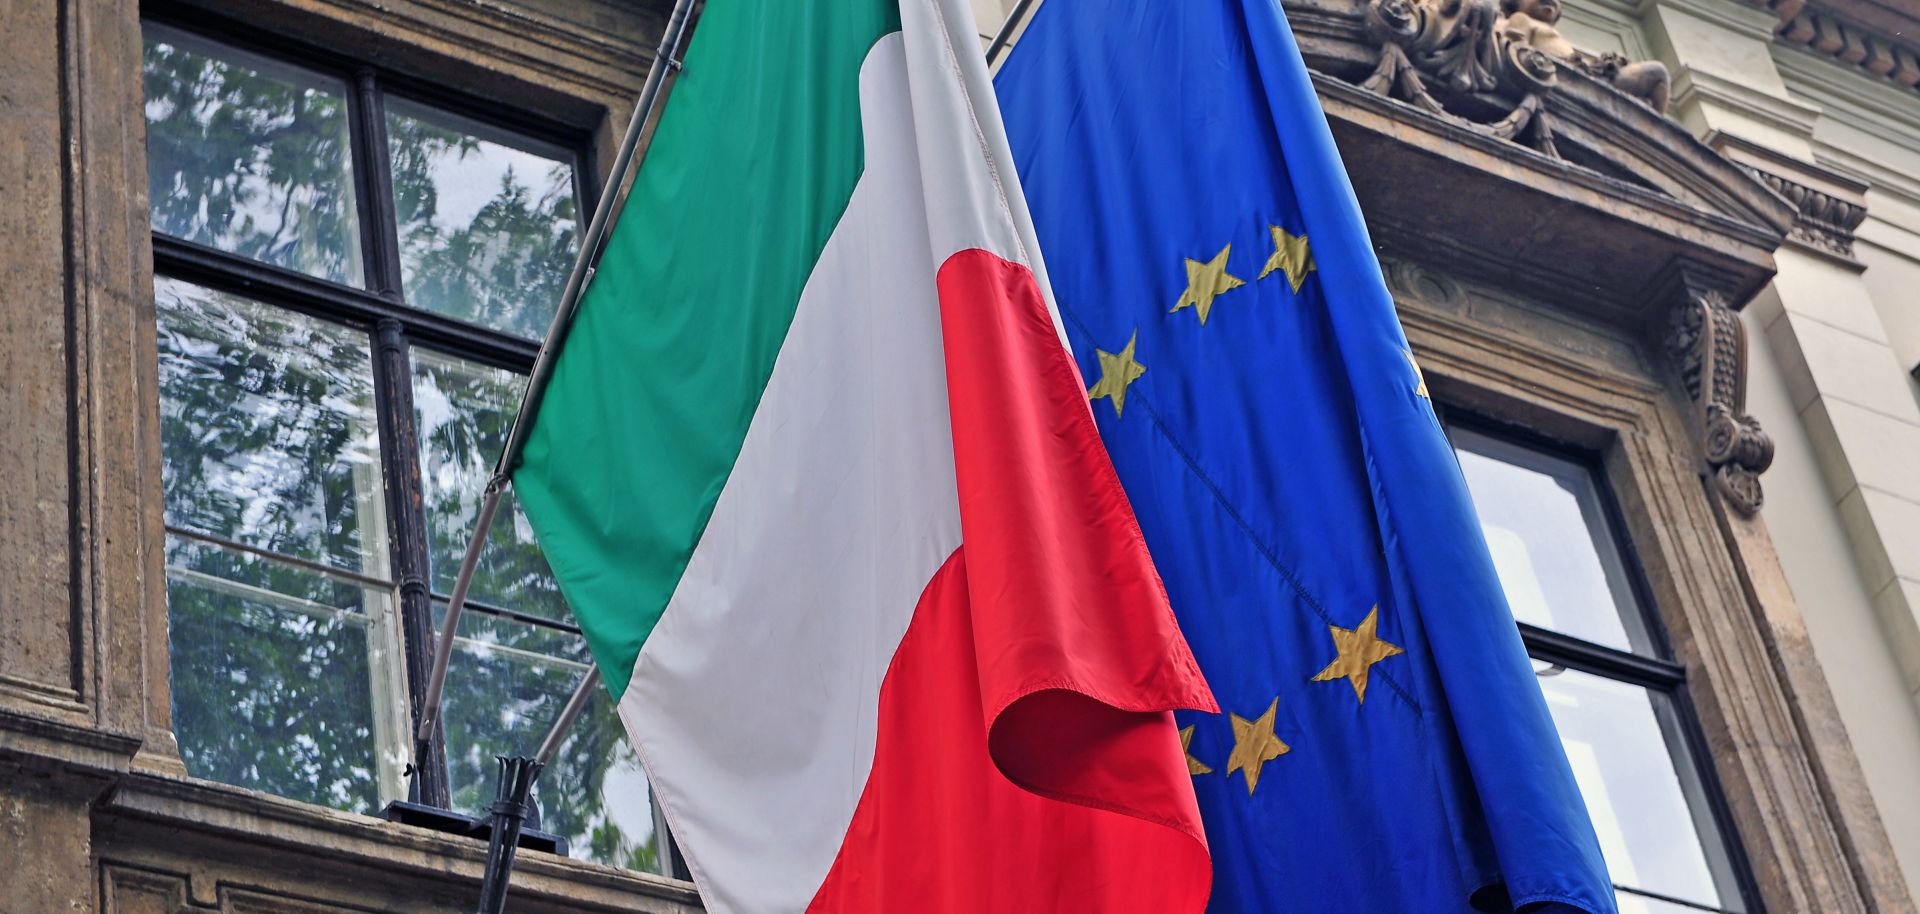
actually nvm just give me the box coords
[995,1,1616,911]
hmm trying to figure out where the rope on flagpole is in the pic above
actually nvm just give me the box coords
[985,0,1039,67]
[408,0,701,804]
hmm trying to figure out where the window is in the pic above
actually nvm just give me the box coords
[1449,424,1755,914]
[143,18,672,875]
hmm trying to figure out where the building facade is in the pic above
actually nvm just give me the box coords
[1,0,1917,912]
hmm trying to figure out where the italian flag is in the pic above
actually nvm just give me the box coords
[512,1,1215,911]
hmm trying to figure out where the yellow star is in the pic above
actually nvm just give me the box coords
[1404,348,1430,399]
[1088,330,1148,418]
[1311,605,1406,703]
[1171,244,1246,325]
[1225,697,1290,795]
[1259,224,1315,293]
[1180,725,1213,776]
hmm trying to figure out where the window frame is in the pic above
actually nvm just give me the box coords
[141,5,600,815]
[1441,410,1764,914]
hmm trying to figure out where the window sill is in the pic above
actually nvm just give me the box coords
[99,770,702,912]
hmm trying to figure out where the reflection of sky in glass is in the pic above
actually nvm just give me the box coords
[551,692,664,874]
[1542,669,1729,911]
[154,277,386,575]
[1455,431,1741,911]
[596,742,661,854]
[412,349,567,619]
[142,24,364,286]
[387,98,578,339]
[438,606,663,874]
[1454,433,1638,652]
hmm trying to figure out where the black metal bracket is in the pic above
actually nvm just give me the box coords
[380,797,568,857]
[474,756,545,914]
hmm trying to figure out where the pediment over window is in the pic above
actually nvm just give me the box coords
[1286,0,1797,323]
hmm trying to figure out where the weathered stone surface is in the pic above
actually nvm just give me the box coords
[0,0,81,709]
[2,763,106,914]
[97,773,701,914]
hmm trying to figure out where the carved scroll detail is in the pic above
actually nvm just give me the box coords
[1665,290,1774,514]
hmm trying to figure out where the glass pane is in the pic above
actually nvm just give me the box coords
[413,349,567,620]
[386,97,579,339]
[1453,429,1649,653]
[165,535,409,813]
[1539,666,1738,912]
[155,277,388,575]
[439,608,664,874]
[546,692,668,874]
[142,24,364,286]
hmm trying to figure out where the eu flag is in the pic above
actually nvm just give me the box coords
[996,1,1617,911]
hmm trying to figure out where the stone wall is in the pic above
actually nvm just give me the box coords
[0,1,699,911]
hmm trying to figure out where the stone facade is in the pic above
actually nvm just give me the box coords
[0,1,699,911]
[3,0,1919,912]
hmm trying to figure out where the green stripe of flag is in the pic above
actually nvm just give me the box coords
[515,1,903,700]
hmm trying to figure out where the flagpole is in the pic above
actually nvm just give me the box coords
[409,0,700,804]
[535,667,603,767]
[984,0,1037,66]
[504,0,1047,813]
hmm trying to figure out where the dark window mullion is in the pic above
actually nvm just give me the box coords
[355,72,452,809]
[372,317,449,809]
[1519,622,1687,690]
[349,69,406,300]
[151,236,540,371]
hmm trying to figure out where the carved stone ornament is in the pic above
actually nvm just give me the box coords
[1743,167,1869,258]
[1360,0,1671,158]
[1665,289,1774,514]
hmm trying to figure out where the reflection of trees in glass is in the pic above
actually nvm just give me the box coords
[144,26,649,874]
[156,279,393,812]
[413,352,565,619]
[166,540,383,814]
[389,104,579,339]
[440,612,662,873]
[155,277,383,576]
[550,698,665,874]
[417,352,659,873]
[142,27,363,286]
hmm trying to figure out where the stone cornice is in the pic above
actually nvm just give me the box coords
[1669,65,1825,140]
[1792,0,1920,53]
[1751,168,1870,256]
[1709,130,1871,260]
[1746,0,1920,95]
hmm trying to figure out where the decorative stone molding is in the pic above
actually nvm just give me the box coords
[1749,0,1920,94]
[1665,287,1775,514]
[1745,168,1868,256]
[1707,131,1871,262]
[1356,0,1671,157]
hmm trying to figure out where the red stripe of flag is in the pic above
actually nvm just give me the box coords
[805,250,1215,913]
